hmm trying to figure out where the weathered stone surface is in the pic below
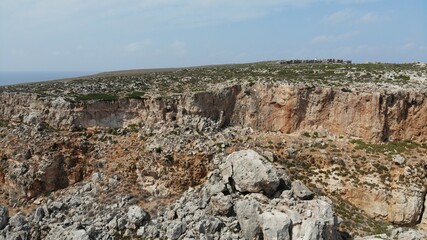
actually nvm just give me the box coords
[209,192,233,216]
[292,180,314,200]
[0,206,8,230]
[222,149,280,194]
[420,195,427,230]
[196,217,224,234]
[167,221,186,240]
[46,226,90,240]
[127,205,148,226]
[259,210,291,240]
[235,198,262,240]
[393,155,406,165]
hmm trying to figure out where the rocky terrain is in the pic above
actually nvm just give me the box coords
[0,61,426,239]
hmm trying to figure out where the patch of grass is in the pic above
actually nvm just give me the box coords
[75,93,119,101]
[0,120,9,128]
[126,91,145,99]
[350,139,420,154]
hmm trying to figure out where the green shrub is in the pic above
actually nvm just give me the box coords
[75,93,118,101]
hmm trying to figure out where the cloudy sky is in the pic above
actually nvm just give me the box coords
[0,0,426,72]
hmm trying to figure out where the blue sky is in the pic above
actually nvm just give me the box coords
[0,0,426,72]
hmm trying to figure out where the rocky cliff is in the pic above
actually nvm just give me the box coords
[2,83,427,142]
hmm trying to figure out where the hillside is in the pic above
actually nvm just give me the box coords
[0,61,426,239]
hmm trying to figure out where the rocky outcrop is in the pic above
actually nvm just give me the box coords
[2,83,427,142]
[221,149,280,195]
[145,150,343,240]
[0,150,343,240]
[345,184,426,226]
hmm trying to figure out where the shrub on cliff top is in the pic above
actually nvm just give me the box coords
[75,93,119,101]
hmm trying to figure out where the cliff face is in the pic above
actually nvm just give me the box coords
[231,83,427,142]
[2,83,427,142]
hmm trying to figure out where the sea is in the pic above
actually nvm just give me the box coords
[0,71,97,86]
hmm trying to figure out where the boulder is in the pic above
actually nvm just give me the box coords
[235,198,262,239]
[292,180,314,200]
[196,217,224,234]
[209,192,233,216]
[393,155,406,165]
[127,205,148,226]
[421,196,427,229]
[222,150,280,194]
[167,221,186,240]
[8,214,26,228]
[259,210,291,240]
[0,206,8,230]
[34,206,45,223]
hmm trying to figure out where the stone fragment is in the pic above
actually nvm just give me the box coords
[127,205,148,226]
[167,221,186,240]
[393,155,406,165]
[292,180,314,200]
[0,206,8,230]
[235,198,262,240]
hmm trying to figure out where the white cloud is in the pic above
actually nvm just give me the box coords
[0,0,383,31]
[322,9,382,25]
[359,12,379,23]
[125,40,152,53]
[312,31,359,43]
[322,9,356,23]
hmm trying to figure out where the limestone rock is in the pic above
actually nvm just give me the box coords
[235,198,262,240]
[393,155,406,165]
[209,192,233,216]
[196,217,224,235]
[292,180,314,200]
[167,221,186,240]
[127,205,148,227]
[420,196,427,229]
[0,206,8,230]
[222,149,280,194]
[259,210,291,240]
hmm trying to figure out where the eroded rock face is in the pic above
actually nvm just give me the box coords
[345,185,426,225]
[420,195,427,230]
[2,84,427,142]
[0,206,8,230]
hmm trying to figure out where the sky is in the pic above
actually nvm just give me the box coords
[0,0,426,72]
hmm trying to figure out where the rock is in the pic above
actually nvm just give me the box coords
[292,180,314,200]
[6,230,28,240]
[259,210,291,240]
[8,214,26,228]
[222,150,280,194]
[196,217,224,234]
[34,206,45,223]
[167,221,186,240]
[291,199,341,240]
[390,227,427,240]
[91,172,103,182]
[46,226,90,240]
[127,205,148,226]
[421,196,427,229]
[393,155,406,165]
[209,192,233,216]
[235,198,262,240]
[354,234,389,240]
[0,206,8,230]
